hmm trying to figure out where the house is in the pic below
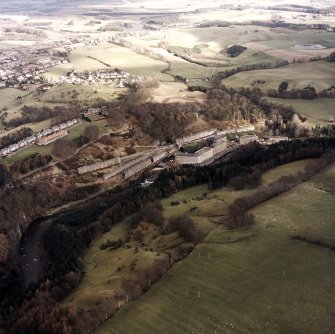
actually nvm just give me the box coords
[59,123,67,130]
[9,144,19,152]
[41,129,52,137]
[37,130,68,145]
[51,125,60,133]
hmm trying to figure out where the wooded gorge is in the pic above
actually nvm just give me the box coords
[1,136,335,333]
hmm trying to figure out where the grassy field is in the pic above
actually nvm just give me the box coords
[268,98,335,124]
[66,159,314,316]
[163,26,335,71]
[0,88,35,124]
[97,161,335,334]
[39,84,126,105]
[163,27,335,81]
[167,51,282,80]
[2,143,54,164]
[0,85,116,130]
[252,163,335,247]
[261,30,335,50]
[2,120,107,164]
[223,60,335,92]
[67,218,132,309]
[45,44,173,82]
[66,120,107,140]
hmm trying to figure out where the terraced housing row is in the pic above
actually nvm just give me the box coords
[0,119,79,158]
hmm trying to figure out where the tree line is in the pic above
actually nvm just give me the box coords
[0,127,33,149]
[11,153,53,175]
[268,84,335,100]
[213,59,289,85]
[3,105,81,129]
[226,151,335,229]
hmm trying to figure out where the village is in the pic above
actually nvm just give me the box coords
[49,68,132,87]
[0,31,143,90]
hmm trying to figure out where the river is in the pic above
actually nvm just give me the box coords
[19,217,51,288]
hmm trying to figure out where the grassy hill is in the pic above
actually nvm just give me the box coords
[223,60,335,93]
[268,97,335,125]
[64,159,321,330]
[96,161,335,334]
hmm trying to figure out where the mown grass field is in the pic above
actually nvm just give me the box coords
[96,160,335,334]
[223,60,335,93]
[268,97,335,124]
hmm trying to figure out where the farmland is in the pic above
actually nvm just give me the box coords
[223,60,335,93]
[44,45,173,82]
[160,26,335,68]
[268,98,335,125]
[96,161,335,334]
[123,26,335,85]
[67,159,315,315]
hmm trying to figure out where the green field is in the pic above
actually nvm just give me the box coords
[0,88,34,124]
[223,60,335,92]
[261,30,335,50]
[2,143,54,164]
[187,27,335,51]
[45,44,173,81]
[164,26,335,77]
[0,84,116,127]
[66,159,315,323]
[97,162,335,334]
[167,51,282,80]
[66,120,107,140]
[268,97,335,124]
[39,84,126,105]
[2,120,107,164]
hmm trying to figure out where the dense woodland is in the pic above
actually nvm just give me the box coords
[1,137,335,333]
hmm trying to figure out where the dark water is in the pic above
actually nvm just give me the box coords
[18,187,119,287]
[19,217,51,288]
